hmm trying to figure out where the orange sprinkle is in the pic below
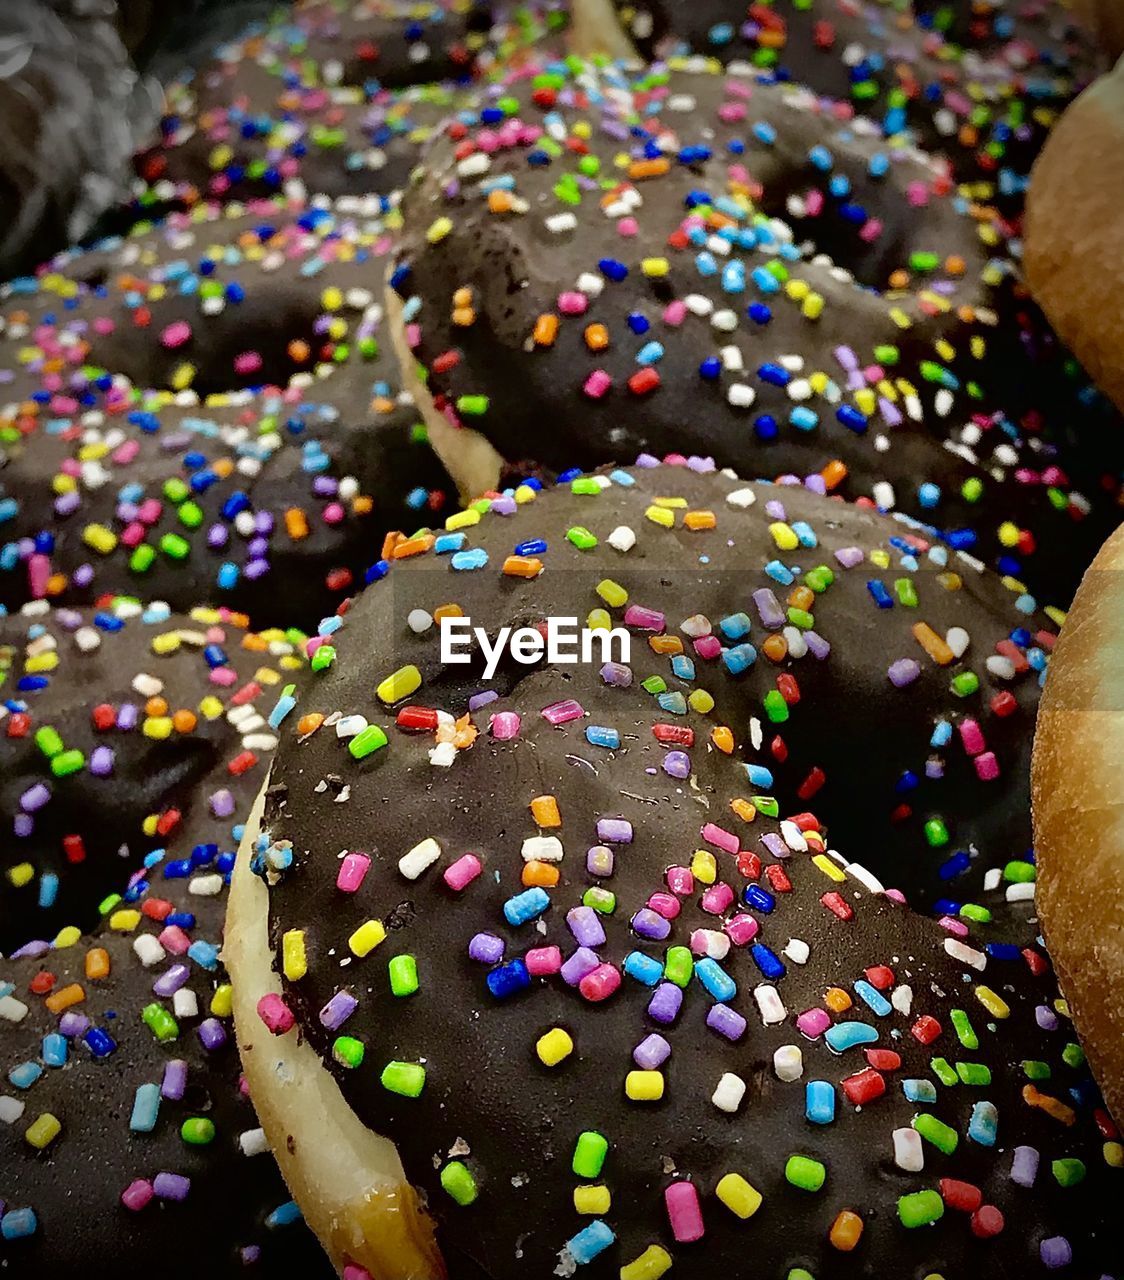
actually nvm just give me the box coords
[452,715,477,749]
[45,573,66,597]
[353,495,374,516]
[912,622,955,666]
[683,510,717,531]
[533,314,559,347]
[433,604,463,622]
[172,710,197,734]
[285,508,310,541]
[502,555,544,579]
[788,585,815,613]
[762,634,788,663]
[241,633,268,652]
[730,798,757,824]
[711,726,735,754]
[213,458,235,478]
[628,157,671,179]
[1023,1085,1076,1126]
[145,697,168,718]
[453,287,473,309]
[530,795,561,827]
[45,983,85,1015]
[584,322,610,351]
[297,712,325,737]
[522,861,560,888]
[381,531,403,560]
[487,189,515,213]
[452,306,476,327]
[393,535,436,559]
[820,459,848,490]
[829,1211,864,1252]
[287,339,311,363]
[945,255,966,276]
[85,948,110,981]
[889,268,910,291]
[649,635,683,656]
[824,987,852,1014]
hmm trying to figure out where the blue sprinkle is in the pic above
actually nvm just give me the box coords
[694,958,737,1002]
[0,1208,38,1240]
[866,579,893,609]
[83,1028,116,1059]
[503,887,551,927]
[853,980,892,1017]
[623,951,663,986]
[451,548,489,571]
[9,1061,43,1089]
[486,958,531,1000]
[585,725,620,749]
[744,764,773,788]
[130,1082,161,1133]
[824,1021,879,1053]
[743,885,775,914]
[718,612,751,640]
[968,1101,998,1146]
[903,1078,938,1104]
[41,1034,67,1068]
[751,943,785,979]
[805,1080,836,1125]
[565,1220,615,1265]
[265,1201,304,1229]
[722,643,757,675]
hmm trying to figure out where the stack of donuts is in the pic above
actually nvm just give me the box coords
[1,2,1123,1278]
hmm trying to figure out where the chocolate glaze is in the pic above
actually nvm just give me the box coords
[0,202,455,625]
[256,464,1117,1279]
[0,600,306,951]
[391,61,1116,611]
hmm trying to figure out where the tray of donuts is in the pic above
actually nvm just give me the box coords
[0,2,1122,1278]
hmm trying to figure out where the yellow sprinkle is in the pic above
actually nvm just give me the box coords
[321,286,344,311]
[82,524,118,555]
[687,689,714,714]
[7,862,34,889]
[1001,574,1028,595]
[768,521,798,551]
[785,278,809,301]
[652,496,687,509]
[535,1028,574,1067]
[586,609,611,632]
[624,1070,664,1102]
[802,292,824,320]
[870,548,891,569]
[282,930,308,981]
[854,388,877,415]
[445,508,481,531]
[25,653,58,674]
[150,632,181,655]
[1045,605,1067,628]
[25,1113,62,1150]
[620,1245,673,1280]
[143,716,174,740]
[514,484,537,504]
[142,814,159,838]
[53,926,81,949]
[1104,1142,1124,1168]
[641,257,669,277]
[376,664,422,705]
[171,363,196,391]
[198,695,224,720]
[691,849,717,885]
[812,854,846,883]
[715,1172,763,1219]
[644,504,675,529]
[596,579,628,608]
[210,983,234,1018]
[573,1185,611,1215]
[889,307,911,329]
[108,909,141,933]
[349,919,387,958]
[426,217,453,244]
[998,521,1020,548]
[975,985,1010,1019]
[808,371,830,395]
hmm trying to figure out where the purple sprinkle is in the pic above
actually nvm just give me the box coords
[73,563,94,588]
[686,455,715,473]
[925,759,945,780]
[241,1246,262,1265]
[760,833,788,860]
[1040,1238,1072,1270]
[468,690,499,713]
[117,704,139,731]
[633,1033,672,1070]
[804,630,831,660]
[566,906,606,949]
[468,933,505,965]
[560,947,600,986]
[489,496,517,516]
[319,991,358,1031]
[752,589,785,629]
[706,1004,747,1042]
[152,1172,191,1202]
[646,983,683,1026]
[880,398,903,428]
[210,789,235,819]
[197,1018,227,1052]
[634,453,660,469]
[661,750,691,779]
[586,845,614,877]
[161,1059,188,1101]
[11,939,51,960]
[19,783,50,814]
[1010,1145,1039,1188]
[599,662,632,687]
[595,818,633,845]
[254,511,274,536]
[207,524,228,549]
[59,1012,89,1038]
[887,658,921,688]
[763,500,787,521]
[153,964,190,997]
[312,477,337,498]
[245,559,270,581]
[631,909,671,942]
[89,745,115,777]
[541,699,584,726]
[248,536,270,559]
[803,474,826,496]
[834,546,864,569]
[1035,1005,1058,1032]
[55,491,80,517]
[622,604,665,632]
[13,814,33,838]
[834,345,859,371]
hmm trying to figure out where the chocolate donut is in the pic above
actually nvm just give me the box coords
[0,628,332,1274]
[388,59,1113,609]
[228,461,1119,1280]
[0,598,306,952]
[0,200,454,624]
[1032,519,1124,1129]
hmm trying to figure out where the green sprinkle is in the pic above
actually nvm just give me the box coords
[784,1155,826,1192]
[97,893,122,917]
[164,478,189,504]
[348,725,388,760]
[873,344,900,365]
[786,607,814,630]
[1003,860,1036,883]
[142,1003,179,1044]
[923,818,949,848]
[159,533,190,560]
[912,1113,958,1155]
[583,887,616,914]
[803,566,834,593]
[455,395,489,416]
[641,676,667,695]
[930,1057,958,1087]
[1022,1060,1051,1081]
[566,525,598,550]
[1062,1042,1086,1069]
[959,903,991,924]
[380,1061,426,1098]
[663,946,693,988]
[960,476,984,503]
[910,251,940,273]
[35,726,64,759]
[950,1010,978,1050]
[388,955,419,998]
[570,478,601,496]
[332,1037,365,1069]
[50,749,85,778]
[1052,1158,1086,1187]
[181,1118,215,1146]
[752,796,779,819]
[572,1131,608,1178]
[898,1190,944,1228]
[763,689,789,724]
[956,1062,991,1086]
[129,544,156,574]
[440,1160,478,1206]
[894,578,918,607]
[950,671,980,698]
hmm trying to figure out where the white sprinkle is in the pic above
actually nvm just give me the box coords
[725,486,756,509]
[400,837,442,881]
[239,1127,269,1157]
[783,938,810,965]
[893,1126,925,1172]
[133,934,166,968]
[608,525,636,553]
[521,836,564,863]
[173,988,199,1020]
[712,1072,747,1113]
[754,984,786,1025]
[773,1045,803,1082]
[944,938,987,971]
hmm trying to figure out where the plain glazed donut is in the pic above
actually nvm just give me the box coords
[1032,519,1124,1127]
[0,605,334,1275]
[389,57,1117,609]
[1025,56,1124,416]
[229,460,1120,1279]
[0,598,305,952]
[0,200,454,625]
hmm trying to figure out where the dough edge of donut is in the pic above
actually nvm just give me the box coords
[565,0,640,62]
[1032,520,1124,1125]
[225,777,448,1280]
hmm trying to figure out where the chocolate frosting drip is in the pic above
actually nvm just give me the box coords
[258,462,1114,1277]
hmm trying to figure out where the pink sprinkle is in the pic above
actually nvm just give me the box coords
[938,915,970,937]
[557,290,588,316]
[94,316,115,335]
[724,913,759,946]
[666,866,694,896]
[693,634,723,661]
[974,752,1000,782]
[138,498,163,524]
[305,635,326,658]
[583,370,611,399]
[111,439,140,465]
[647,892,681,921]
[322,502,345,525]
[159,925,191,955]
[717,101,747,123]
[907,181,930,207]
[234,351,263,375]
[859,218,884,243]
[343,1267,374,1280]
[805,189,824,217]
[490,710,521,740]
[541,699,584,726]
[579,963,620,1002]
[662,300,687,326]
[120,522,146,548]
[796,1007,832,1039]
[701,822,739,855]
[525,945,563,976]
[257,993,295,1035]
[121,1178,155,1212]
[405,322,421,350]
[958,718,985,756]
[209,666,237,688]
[665,1181,704,1243]
[337,852,371,893]
[161,320,192,349]
[700,883,735,915]
[28,553,50,599]
[623,604,666,632]
[443,853,482,892]
[617,216,638,237]
[884,888,908,905]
